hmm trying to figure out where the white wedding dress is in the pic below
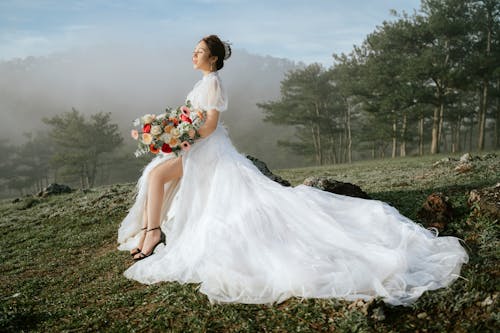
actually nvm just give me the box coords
[118,71,468,306]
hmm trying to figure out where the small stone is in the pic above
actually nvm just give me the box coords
[347,299,371,314]
[459,153,473,163]
[417,312,428,319]
[370,307,385,321]
[480,296,493,307]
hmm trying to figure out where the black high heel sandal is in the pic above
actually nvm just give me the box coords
[133,227,166,261]
[130,227,147,257]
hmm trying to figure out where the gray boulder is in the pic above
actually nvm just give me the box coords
[37,183,72,197]
[246,155,291,187]
[303,176,370,199]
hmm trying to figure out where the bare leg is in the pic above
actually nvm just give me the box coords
[129,204,148,255]
[134,156,183,259]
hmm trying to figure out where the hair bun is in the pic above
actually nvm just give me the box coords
[223,41,232,60]
[201,35,230,70]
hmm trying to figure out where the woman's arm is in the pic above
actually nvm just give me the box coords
[197,109,219,138]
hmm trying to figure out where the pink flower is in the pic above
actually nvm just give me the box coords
[181,141,191,151]
[130,129,139,140]
[181,105,191,117]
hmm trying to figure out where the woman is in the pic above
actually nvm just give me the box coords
[118,35,468,306]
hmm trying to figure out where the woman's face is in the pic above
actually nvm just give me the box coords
[192,41,216,72]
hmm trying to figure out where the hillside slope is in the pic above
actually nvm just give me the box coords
[1,153,498,332]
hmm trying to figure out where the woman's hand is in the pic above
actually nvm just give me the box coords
[197,109,219,138]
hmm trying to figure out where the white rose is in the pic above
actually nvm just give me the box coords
[150,125,162,136]
[160,133,171,142]
[170,128,181,138]
[142,114,154,124]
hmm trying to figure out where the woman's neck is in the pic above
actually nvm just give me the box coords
[202,70,216,76]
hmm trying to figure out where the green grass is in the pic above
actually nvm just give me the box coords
[1,152,499,332]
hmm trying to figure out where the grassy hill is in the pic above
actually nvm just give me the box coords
[1,152,498,332]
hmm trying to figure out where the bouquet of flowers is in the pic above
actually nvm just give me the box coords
[131,101,206,157]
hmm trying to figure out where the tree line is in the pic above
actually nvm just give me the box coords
[259,0,500,165]
[0,110,148,197]
[1,0,498,196]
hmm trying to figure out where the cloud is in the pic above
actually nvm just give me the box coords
[0,0,422,65]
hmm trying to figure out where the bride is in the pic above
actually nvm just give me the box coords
[118,34,468,306]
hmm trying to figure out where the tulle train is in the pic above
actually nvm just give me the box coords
[118,126,468,306]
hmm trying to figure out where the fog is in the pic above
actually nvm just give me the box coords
[0,43,308,168]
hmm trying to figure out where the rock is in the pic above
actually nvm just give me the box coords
[37,183,72,197]
[417,192,454,231]
[467,183,500,219]
[417,312,428,319]
[454,162,474,174]
[459,153,473,163]
[370,307,386,321]
[11,198,20,203]
[348,299,369,315]
[303,176,371,199]
[455,153,476,173]
[246,155,291,187]
[480,295,494,307]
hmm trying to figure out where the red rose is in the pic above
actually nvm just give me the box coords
[180,114,192,124]
[143,124,151,133]
[161,143,172,153]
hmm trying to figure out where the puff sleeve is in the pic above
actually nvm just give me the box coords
[203,75,228,112]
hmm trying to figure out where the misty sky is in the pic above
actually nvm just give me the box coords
[1,0,421,66]
[1,0,424,168]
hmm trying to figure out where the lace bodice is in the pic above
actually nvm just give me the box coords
[186,71,228,112]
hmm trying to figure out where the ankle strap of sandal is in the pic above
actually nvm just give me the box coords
[147,227,161,232]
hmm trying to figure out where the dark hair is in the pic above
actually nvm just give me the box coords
[201,35,231,70]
